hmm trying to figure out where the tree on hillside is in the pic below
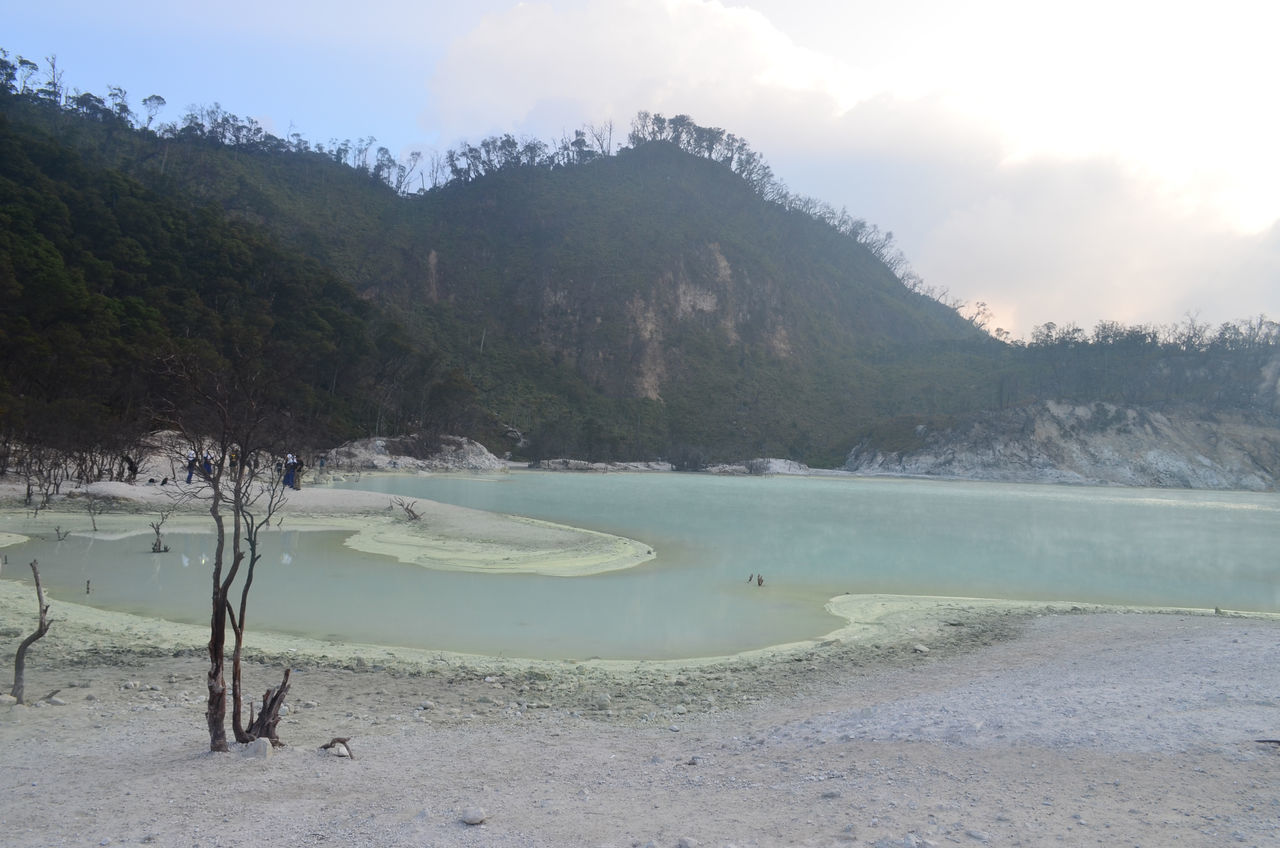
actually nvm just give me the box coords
[141,94,165,129]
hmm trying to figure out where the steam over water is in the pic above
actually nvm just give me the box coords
[6,473,1278,659]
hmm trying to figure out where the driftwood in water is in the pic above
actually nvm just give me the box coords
[10,560,51,704]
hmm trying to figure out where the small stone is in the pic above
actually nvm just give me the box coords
[461,806,487,825]
[591,692,611,710]
[47,697,67,706]
[674,704,687,714]
[912,644,930,654]
[676,837,699,848]
[0,694,18,707]
[244,738,272,759]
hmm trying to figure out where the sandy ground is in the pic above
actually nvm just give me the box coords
[2,474,1280,847]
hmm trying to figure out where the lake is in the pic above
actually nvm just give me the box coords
[4,472,1277,659]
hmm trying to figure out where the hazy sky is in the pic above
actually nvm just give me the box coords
[9,0,1279,338]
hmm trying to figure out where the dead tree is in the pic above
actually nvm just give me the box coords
[244,668,292,745]
[160,352,296,752]
[85,495,107,531]
[392,496,421,521]
[149,503,179,553]
[21,446,68,516]
[227,463,290,744]
[10,560,51,704]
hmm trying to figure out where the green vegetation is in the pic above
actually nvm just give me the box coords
[2,49,1277,472]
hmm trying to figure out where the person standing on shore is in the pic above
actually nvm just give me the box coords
[283,453,297,489]
[186,449,197,484]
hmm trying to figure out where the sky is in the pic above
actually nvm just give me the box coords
[8,0,1280,339]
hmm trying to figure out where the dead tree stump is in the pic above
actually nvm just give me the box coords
[246,668,292,746]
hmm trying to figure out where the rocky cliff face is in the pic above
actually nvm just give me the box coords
[327,435,506,472]
[845,401,1280,491]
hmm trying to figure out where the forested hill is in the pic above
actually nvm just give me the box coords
[0,107,444,457]
[0,74,998,465]
[2,55,1278,470]
[391,141,990,463]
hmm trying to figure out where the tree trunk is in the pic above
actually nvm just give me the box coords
[206,614,228,751]
[10,560,50,705]
[229,611,249,744]
[206,504,229,752]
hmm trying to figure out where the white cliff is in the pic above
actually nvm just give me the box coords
[845,401,1280,491]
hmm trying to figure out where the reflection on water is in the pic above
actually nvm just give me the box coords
[5,473,1279,659]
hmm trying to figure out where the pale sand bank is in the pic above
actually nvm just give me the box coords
[2,475,1280,846]
[1,476,655,577]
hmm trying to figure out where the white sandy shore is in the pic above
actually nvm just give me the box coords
[2,474,1279,846]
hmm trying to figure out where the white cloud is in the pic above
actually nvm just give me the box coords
[427,0,859,139]
[421,0,1280,337]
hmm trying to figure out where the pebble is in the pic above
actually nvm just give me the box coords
[912,644,930,654]
[461,806,487,825]
[244,738,272,759]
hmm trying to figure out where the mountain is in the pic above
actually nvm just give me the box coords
[3,67,1278,478]
[0,86,997,466]
[389,142,992,464]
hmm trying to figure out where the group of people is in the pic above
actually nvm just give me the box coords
[181,448,311,490]
[184,449,213,484]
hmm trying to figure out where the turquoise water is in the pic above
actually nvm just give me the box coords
[4,473,1278,659]
[345,472,1280,608]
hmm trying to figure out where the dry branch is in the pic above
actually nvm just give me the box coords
[392,497,421,521]
[320,736,354,759]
